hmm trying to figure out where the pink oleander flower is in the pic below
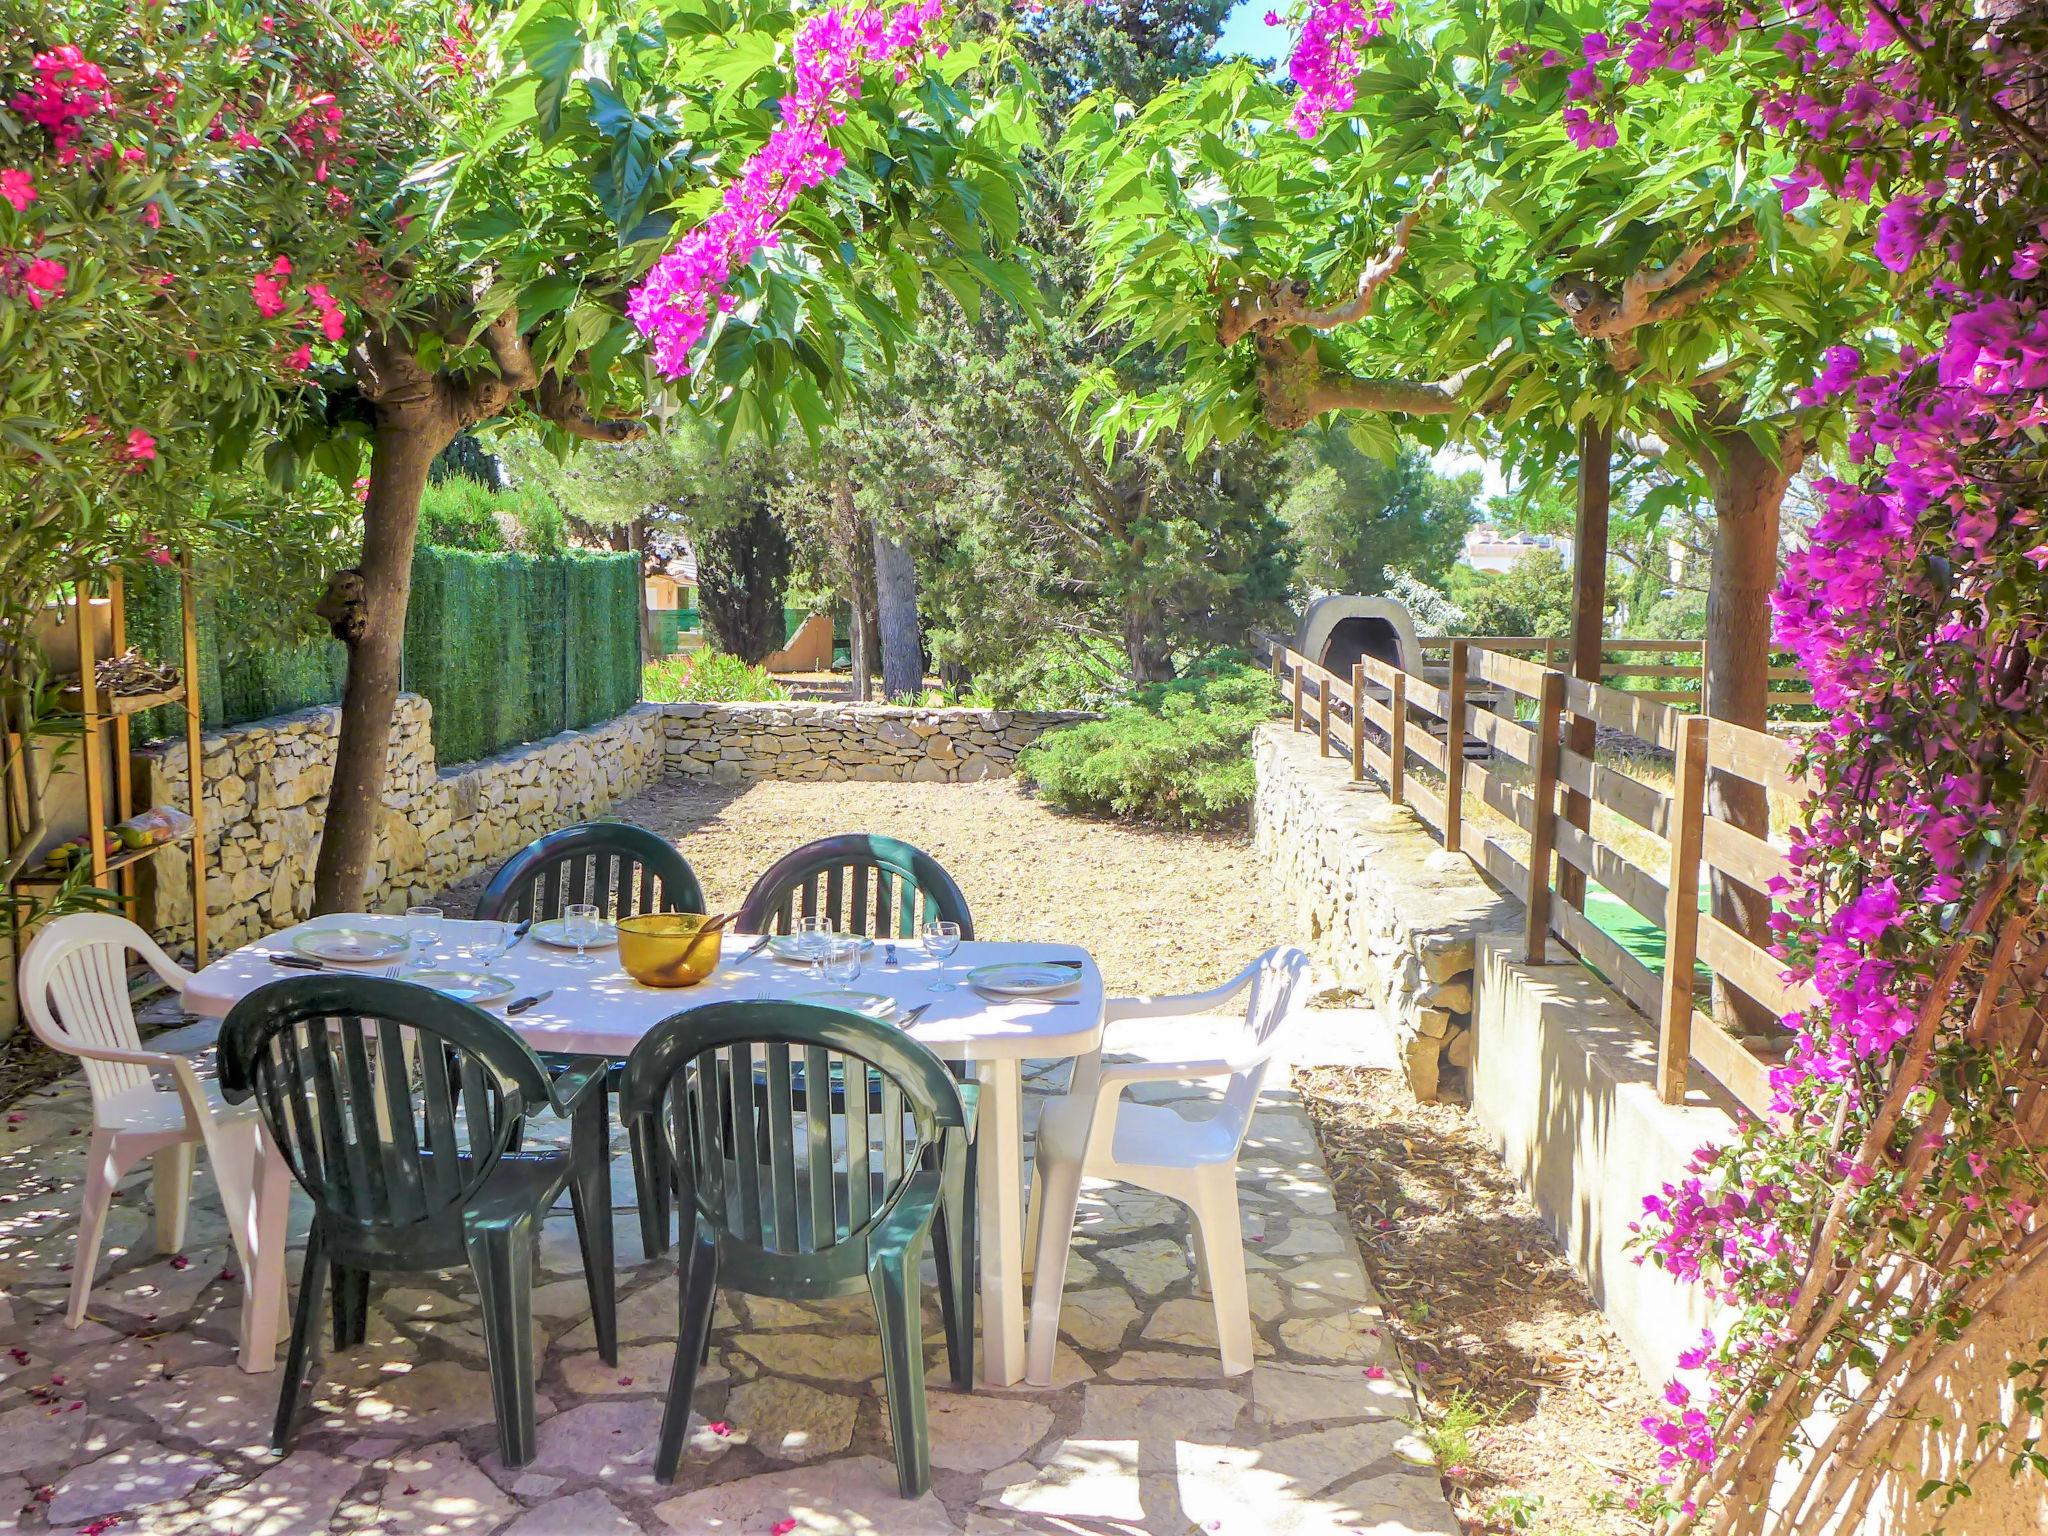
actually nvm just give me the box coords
[11,46,113,150]
[123,428,156,464]
[0,169,34,212]
[21,256,66,307]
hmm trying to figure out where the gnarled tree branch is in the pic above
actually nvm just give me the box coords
[536,372,648,443]
[1253,333,1486,431]
[1216,167,1449,349]
[1552,220,1760,371]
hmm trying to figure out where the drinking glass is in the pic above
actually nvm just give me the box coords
[563,902,602,968]
[821,935,863,986]
[460,920,515,970]
[793,914,835,965]
[922,920,962,992]
[404,905,442,961]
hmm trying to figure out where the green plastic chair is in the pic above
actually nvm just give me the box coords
[474,821,705,925]
[736,834,974,940]
[620,1000,974,1497]
[475,821,704,1255]
[218,974,619,1467]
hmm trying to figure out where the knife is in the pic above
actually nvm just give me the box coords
[510,916,535,944]
[506,989,554,1016]
[269,954,324,971]
[741,934,773,960]
[898,1002,933,1027]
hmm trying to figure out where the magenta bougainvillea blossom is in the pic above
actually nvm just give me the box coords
[628,0,947,379]
[1270,0,1395,137]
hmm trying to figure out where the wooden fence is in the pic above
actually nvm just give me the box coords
[1255,630,1815,1116]
[1414,635,1815,710]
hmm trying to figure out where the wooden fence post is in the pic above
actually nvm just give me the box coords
[1658,714,1710,1103]
[1317,667,1331,757]
[1270,642,1284,683]
[1445,641,1468,854]
[1525,669,1565,963]
[1388,669,1407,805]
[1290,654,1304,734]
[180,553,210,966]
[1349,663,1365,782]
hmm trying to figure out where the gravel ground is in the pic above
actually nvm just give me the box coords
[1296,1064,1663,1535]
[432,777,1290,998]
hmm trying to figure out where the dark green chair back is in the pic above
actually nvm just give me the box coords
[475,822,704,925]
[620,1000,966,1295]
[736,834,972,940]
[219,974,619,1470]
[219,975,551,1239]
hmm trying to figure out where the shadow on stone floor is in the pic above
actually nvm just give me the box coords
[0,1033,1458,1536]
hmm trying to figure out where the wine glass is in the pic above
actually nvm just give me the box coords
[563,902,602,968]
[821,935,863,986]
[460,920,515,970]
[793,914,835,966]
[922,920,962,992]
[404,905,442,962]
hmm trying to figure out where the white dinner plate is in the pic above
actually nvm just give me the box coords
[293,926,410,964]
[528,917,618,950]
[965,961,1082,996]
[397,968,516,1005]
[794,989,897,1021]
[765,935,876,964]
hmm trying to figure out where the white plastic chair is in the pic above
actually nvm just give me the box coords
[1022,946,1311,1382]
[19,913,258,1326]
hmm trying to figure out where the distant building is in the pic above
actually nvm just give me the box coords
[644,541,698,612]
[1461,526,1574,574]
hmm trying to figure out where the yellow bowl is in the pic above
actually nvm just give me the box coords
[617,913,722,988]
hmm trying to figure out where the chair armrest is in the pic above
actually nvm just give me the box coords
[68,1043,219,1125]
[956,1080,980,1143]
[1102,953,1263,1025]
[1096,1056,1253,1089]
[64,1042,183,1072]
[545,1056,613,1116]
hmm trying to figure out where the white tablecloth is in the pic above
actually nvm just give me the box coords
[185,917,1107,1388]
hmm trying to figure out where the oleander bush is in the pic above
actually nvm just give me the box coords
[1017,661,1283,828]
[643,649,791,704]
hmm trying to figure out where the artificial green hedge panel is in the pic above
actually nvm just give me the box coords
[123,565,348,739]
[123,549,639,768]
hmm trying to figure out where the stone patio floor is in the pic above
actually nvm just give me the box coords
[0,1012,1457,1536]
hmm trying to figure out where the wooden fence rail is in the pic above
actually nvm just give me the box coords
[1255,629,1814,1117]
[1413,634,1815,710]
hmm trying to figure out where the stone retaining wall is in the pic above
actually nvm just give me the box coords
[136,697,1083,955]
[660,701,1090,782]
[1253,722,1520,1100]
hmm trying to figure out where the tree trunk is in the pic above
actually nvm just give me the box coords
[1702,427,1798,1035]
[311,411,449,914]
[832,476,878,701]
[630,517,657,664]
[1122,601,1175,684]
[873,530,922,701]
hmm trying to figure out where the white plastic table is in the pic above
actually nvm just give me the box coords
[184,917,1105,1388]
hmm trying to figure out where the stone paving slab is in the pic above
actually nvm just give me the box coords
[0,1028,1457,1535]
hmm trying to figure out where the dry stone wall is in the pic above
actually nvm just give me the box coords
[660,701,1090,783]
[135,697,1080,955]
[1253,722,1521,1101]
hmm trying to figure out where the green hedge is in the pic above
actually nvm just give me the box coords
[126,548,640,767]
[404,548,639,764]
[125,569,348,739]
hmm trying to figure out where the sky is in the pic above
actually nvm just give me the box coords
[1214,1,1284,63]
